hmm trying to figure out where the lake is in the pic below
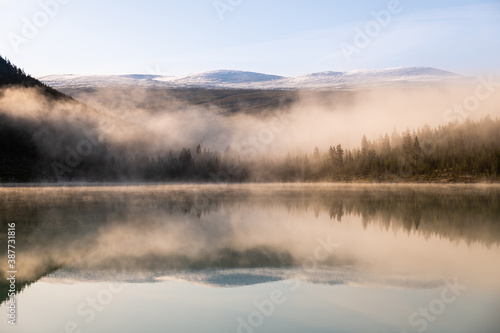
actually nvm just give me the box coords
[1,184,499,333]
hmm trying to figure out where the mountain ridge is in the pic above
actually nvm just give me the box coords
[39,66,462,90]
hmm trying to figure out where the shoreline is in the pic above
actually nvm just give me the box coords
[1,180,500,188]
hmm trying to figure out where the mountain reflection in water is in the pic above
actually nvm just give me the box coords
[1,184,499,301]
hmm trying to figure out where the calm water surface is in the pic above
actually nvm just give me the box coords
[1,184,499,333]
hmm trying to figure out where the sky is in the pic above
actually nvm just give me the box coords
[0,0,499,77]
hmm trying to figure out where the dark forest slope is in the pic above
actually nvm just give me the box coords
[0,56,69,100]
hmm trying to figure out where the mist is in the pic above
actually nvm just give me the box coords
[35,81,500,152]
[1,79,500,181]
[1,185,499,287]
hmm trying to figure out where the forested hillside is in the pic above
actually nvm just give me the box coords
[0,56,68,99]
[0,55,105,181]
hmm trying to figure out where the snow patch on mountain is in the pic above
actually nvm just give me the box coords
[39,67,461,90]
[154,69,284,87]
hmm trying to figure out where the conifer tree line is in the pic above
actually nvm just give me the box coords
[2,114,500,182]
[0,57,29,85]
[256,116,500,182]
[251,117,499,182]
[61,116,498,183]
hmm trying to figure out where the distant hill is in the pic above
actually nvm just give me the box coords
[156,69,284,86]
[39,67,462,90]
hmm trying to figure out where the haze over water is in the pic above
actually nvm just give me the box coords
[1,184,499,333]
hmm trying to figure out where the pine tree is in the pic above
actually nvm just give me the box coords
[413,136,422,167]
[336,144,344,168]
[361,135,369,156]
[382,133,391,156]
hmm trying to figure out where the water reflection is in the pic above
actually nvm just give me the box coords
[1,184,500,301]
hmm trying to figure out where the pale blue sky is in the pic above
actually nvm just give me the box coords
[0,0,499,76]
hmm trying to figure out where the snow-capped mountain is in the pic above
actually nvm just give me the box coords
[37,73,167,89]
[155,69,284,85]
[39,67,461,90]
